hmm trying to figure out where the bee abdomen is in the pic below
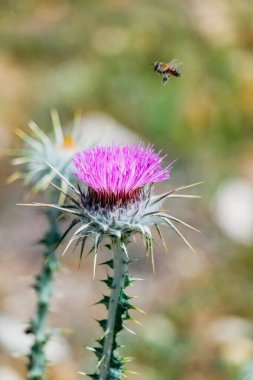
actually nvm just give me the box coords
[170,68,181,77]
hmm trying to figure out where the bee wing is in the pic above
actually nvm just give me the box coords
[168,59,183,69]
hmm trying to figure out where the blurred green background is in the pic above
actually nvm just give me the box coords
[1,1,253,379]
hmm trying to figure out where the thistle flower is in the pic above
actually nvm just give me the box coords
[8,110,91,195]
[22,143,200,379]
[40,143,199,263]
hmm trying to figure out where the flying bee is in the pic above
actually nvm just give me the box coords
[153,59,182,85]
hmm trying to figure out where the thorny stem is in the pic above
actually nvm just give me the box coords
[27,208,60,380]
[99,238,128,380]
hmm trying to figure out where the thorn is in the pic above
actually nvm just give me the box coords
[155,225,169,253]
[163,218,197,254]
[169,194,202,199]
[99,259,114,269]
[150,240,155,275]
[93,251,98,280]
[61,236,77,256]
[122,356,135,363]
[78,238,86,270]
[123,324,136,335]
[99,327,110,341]
[86,346,96,352]
[93,295,110,308]
[124,370,140,376]
[96,354,105,369]
[132,305,147,315]
[121,241,129,260]
[129,316,142,326]
[46,161,80,194]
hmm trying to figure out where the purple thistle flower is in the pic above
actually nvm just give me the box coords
[72,143,171,205]
[23,143,199,258]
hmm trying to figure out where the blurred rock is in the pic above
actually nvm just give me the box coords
[0,313,71,362]
[213,178,253,245]
[0,314,31,357]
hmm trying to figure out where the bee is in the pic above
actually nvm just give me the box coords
[153,59,182,85]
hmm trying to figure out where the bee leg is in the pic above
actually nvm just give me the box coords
[162,73,170,85]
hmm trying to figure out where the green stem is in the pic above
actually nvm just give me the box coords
[27,208,60,380]
[99,238,128,380]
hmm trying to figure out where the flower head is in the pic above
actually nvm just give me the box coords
[72,144,171,206]
[24,143,200,272]
[8,111,94,194]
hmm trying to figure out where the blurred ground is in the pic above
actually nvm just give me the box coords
[0,1,253,379]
